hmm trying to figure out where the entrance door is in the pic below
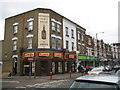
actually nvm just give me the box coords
[23,61,30,76]
[40,61,47,75]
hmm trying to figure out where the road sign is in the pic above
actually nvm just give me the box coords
[28,57,34,61]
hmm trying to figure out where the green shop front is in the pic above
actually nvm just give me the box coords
[78,55,98,67]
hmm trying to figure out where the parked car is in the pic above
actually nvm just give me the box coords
[87,66,106,75]
[114,65,120,73]
[69,74,120,89]
[105,65,113,71]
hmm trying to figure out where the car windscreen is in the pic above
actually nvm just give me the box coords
[70,80,119,90]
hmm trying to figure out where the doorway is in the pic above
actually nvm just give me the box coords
[40,61,48,75]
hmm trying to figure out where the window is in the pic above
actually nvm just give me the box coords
[27,37,33,49]
[13,40,17,51]
[57,24,61,32]
[13,25,18,34]
[82,45,85,53]
[66,27,69,36]
[28,20,33,31]
[71,29,74,38]
[78,33,81,40]
[66,40,69,49]
[52,21,56,31]
[72,42,74,51]
[51,37,56,49]
[88,38,91,45]
[57,39,61,50]
[82,34,84,42]
[78,44,81,51]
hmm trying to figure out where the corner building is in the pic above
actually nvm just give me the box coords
[3,8,82,76]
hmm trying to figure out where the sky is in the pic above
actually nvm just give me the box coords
[0,0,119,44]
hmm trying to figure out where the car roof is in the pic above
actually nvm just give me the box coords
[76,74,119,84]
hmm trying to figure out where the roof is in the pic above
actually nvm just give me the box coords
[76,74,119,84]
[5,8,86,31]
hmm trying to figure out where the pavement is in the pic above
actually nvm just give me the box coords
[2,72,82,89]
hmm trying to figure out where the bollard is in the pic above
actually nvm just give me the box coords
[50,72,52,80]
[70,71,71,78]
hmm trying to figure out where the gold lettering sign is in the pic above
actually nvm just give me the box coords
[25,53,34,57]
[69,55,74,58]
[39,53,50,57]
[54,53,62,58]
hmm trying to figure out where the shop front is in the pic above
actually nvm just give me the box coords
[21,50,76,76]
[78,55,96,67]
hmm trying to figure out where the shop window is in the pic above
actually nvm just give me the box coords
[66,40,69,50]
[27,37,33,49]
[13,40,17,51]
[65,62,68,72]
[58,62,62,73]
[52,62,55,74]
[51,37,56,49]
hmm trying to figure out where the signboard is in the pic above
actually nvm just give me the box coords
[24,53,34,57]
[69,55,74,58]
[28,57,34,61]
[54,53,62,58]
[78,56,95,60]
[38,13,50,48]
[39,53,50,57]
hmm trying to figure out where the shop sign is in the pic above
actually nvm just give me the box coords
[69,55,74,58]
[78,56,95,60]
[24,53,34,57]
[54,53,62,58]
[39,53,50,57]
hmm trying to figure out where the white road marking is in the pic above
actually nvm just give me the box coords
[1,81,19,83]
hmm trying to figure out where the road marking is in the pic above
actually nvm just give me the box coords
[1,81,19,83]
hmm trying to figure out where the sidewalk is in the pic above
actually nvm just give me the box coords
[2,72,82,89]
[2,72,81,80]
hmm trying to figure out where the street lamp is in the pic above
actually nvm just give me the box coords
[96,32,104,66]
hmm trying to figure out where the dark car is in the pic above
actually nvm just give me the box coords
[70,74,120,90]
[114,65,120,73]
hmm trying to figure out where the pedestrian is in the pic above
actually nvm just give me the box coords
[85,65,89,74]
[78,65,84,73]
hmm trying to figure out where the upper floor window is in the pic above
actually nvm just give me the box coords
[13,22,19,34]
[82,34,84,42]
[52,21,56,31]
[27,37,33,49]
[72,42,74,51]
[66,27,69,37]
[78,44,81,51]
[57,24,61,33]
[57,39,61,50]
[88,38,91,45]
[27,18,34,31]
[51,37,56,49]
[26,34,34,49]
[71,29,74,38]
[13,40,17,51]
[66,40,69,49]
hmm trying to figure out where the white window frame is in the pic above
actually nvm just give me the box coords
[52,21,56,31]
[66,40,69,49]
[27,37,33,49]
[13,40,17,51]
[27,18,34,31]
[57,24,61,32]
[71,29,74,38]
[57,39,61,50]
[51,37,56,49]
[65,27,69,36]
[13,22,19,34]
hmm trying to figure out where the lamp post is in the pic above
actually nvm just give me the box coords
[96,32,104,66]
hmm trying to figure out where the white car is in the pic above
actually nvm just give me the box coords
[88,66,105,75]
[70,74,120,89]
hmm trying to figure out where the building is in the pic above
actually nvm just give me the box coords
[3,8,86,76]
[0,41,3,64]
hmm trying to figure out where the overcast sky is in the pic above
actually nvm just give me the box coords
[0,0,119,44]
